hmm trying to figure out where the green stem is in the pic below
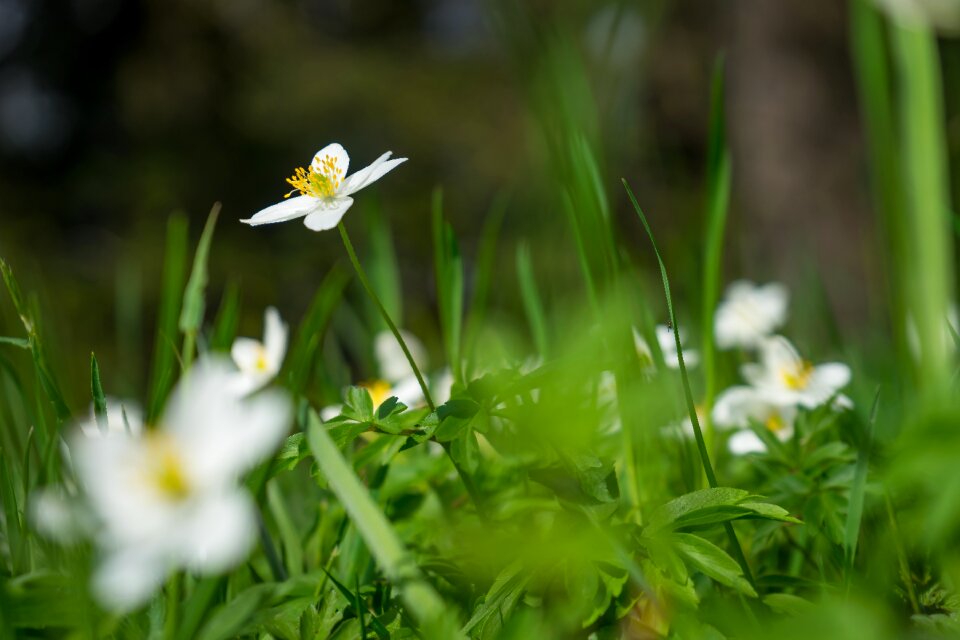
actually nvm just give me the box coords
[338,223,435,412]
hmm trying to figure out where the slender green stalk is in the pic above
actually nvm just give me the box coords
[701,57,732,457]
[339,221,484,513]
[890,20,954,396]
[885,492,920,614]
[624,179,755,588]
[338,222,435,412]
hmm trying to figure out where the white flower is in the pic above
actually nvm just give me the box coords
[80,397,143,438]
[633,325,698,370]
[374,329,428,386]
[740,336,851,409]
[241,143,407,231]
[714,280,788,350]
[712,386,798,454]
[230,306,288,395]
[71,358,291,611]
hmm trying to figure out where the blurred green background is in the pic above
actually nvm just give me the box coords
[1,0,958,406]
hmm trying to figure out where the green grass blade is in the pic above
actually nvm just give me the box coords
[147,214,189,422]
[463,194,508,373]
[844,388,879,581]
[306,410,463,637]
[179,203,221,369]
[0,337,29,349]
[623,178,755,588]
[700,56,732,455]
[284,265,350,397]
[209,280,241,352]
[363,199,403,330]
[432,189,465,383]
[90,352,107,431]
[516,242,550,358]
[890,19,954,395]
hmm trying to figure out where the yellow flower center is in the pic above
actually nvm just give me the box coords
[781,360,813,390]
[284,154,344,199]
[361,379,393,408]
[255,345,270,372]
[143,433,191,501]
[765,413,787,432]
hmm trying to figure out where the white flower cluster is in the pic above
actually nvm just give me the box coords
[710,281,851,454]
[32,309,294,612]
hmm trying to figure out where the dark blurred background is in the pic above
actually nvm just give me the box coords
[0,0,958,401]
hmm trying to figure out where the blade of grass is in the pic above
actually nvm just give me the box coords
[515,243,550,359]
[363,199,403,331]
[147,215,189,422]
[890,19,954,396]
[432,190,465,384]
[306,410,463,638]
[700,56,732,457]
[179,203,221,370]
[209,280,241,352]
[463,194,508,374]
[844,388,879,586]
[90,353,107,432]
[623,178,755,589]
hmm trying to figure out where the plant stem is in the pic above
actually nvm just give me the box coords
[163,573,181,640]
[338,223,435,412]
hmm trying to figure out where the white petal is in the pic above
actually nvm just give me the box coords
[311,143,350,178]
[811,362,851,391]
[303,198,354,231]
[374,329,427,384]
[762,336,803,373]
[339,153,407,196]
[231,337,264,374]
[712,387,760,428]
[263,307,288,369]
[320,404,343,421]
[391,376,425,408]
[728,430,767,455]
[93,547,169,612]
[178,492,257,574]
[241,195,319,226]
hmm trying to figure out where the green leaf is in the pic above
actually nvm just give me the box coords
[647,488,800,533]
[762,592,815,616]
[343,386,374,422]
[195,583,275,640]
[672,533,756,597]
[462,561,529,636]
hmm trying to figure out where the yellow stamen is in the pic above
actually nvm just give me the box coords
[284,154,344,199]
[765,413,786,433]
[254,345,269,372]
[360,380,393,408]
[781,360,814,390]
[143,433,190,501]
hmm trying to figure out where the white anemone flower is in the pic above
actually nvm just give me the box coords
[320,330,451,421]
[633,325,698,370]
[713,386,798,454]
[230,306,288,395]
[741,336,851,409]
[71,358,291,612]
[714,280,788,350]
[241,143,407,231]
[80,397,143,438]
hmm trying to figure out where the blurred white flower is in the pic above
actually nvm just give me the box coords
[29,487,92,544]
[71,358,291,612]
[80,397,143,438]
[321,330,450,420]
[740,336,851,409]
[633,325,698,370]
[714,280,788,350]
[230,306,287,395]
[241,143,407,231]
[713,386,798,454]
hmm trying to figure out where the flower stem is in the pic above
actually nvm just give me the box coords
[338,223,435,412]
